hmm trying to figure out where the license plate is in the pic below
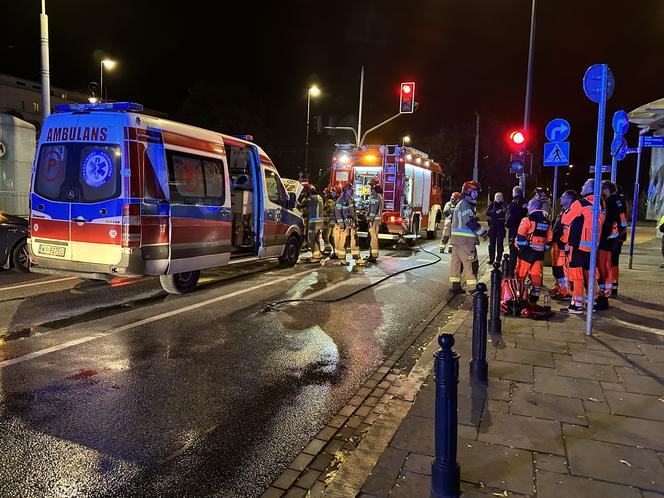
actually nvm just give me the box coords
[38,244,66,257]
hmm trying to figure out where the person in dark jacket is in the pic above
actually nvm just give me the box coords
[486,192,507,264]
[506,186,528,276]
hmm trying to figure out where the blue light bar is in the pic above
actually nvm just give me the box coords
[54,102,144,113]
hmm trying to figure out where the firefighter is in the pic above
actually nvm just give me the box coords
[322,186,337,257]
[514,198,553,309]
[439,192,461,253]
[506,186,528,276]
[449,181,487,293]
[366,177,383,263]
[304,185,324,263]
[334,182,359,265]
[486,192,507,265]
[597,180,621,309]
[612,185,628,295]
[550,190,577,299]
[297,181,311,252]
[561,179,605,314]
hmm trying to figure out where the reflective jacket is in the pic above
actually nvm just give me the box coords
[323,197,336,224]
[450,197,486,245]
[367,192,382,221]
[561,194,605,252]
[443,201,455,221]
[600,193,621,248]
[515,210,552,255]
[335,193,355,225]
[307,193,324,223]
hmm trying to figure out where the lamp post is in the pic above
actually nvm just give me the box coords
[100,59,116,102]
[402,135,411,147]
[304,85,321,175]
[40,0,51,120]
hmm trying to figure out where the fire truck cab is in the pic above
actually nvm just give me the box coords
[329,144,443,245]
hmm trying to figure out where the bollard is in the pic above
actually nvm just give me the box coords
[431,333,461,498]
[501,253,509,278]
[470,282,488,382]
[488,261,502,335]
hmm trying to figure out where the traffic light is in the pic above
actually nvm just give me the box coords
[399,82,415,113]
[508,129,527,174]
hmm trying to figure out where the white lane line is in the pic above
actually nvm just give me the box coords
[0,268,318,369]
[612,318,664,336]
[0,276,78,292]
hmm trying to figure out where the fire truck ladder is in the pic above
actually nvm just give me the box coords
[382,145,398,212]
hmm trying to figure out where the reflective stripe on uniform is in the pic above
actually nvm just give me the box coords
[449,277,462,283]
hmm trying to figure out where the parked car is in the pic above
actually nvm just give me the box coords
[0,211,30,272]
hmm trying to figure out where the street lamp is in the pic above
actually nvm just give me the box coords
[402,135,411,146]
[304,85,321,175]
[100,58,116,102]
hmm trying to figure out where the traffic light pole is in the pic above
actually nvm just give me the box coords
[473,113,480,182]
[40,0,51,120]
[360,112,404,148]
[519,0,536,194]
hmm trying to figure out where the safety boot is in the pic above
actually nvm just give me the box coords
[451,282,466,294]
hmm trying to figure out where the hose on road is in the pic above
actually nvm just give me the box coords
[262,240,443,312]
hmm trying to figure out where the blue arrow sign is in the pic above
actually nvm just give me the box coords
[642,136,664,148]
[545,118,571,142]
[612,110,629,136]
[583,64,615,103]
[543,141,570,166]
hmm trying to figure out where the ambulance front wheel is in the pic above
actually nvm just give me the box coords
[160,271,200,294]
[279,235,300,267]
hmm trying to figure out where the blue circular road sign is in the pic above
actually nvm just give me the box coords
[611,135,626,156]
[612,110,629,136]
[545,118,571,142]
[583,64,615,103]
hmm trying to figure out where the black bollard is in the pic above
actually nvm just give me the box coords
[501,253,509,277]
[488,261,502,335]
[431,333,461,498]
[470,282,489,382]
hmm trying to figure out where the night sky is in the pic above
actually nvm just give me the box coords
[3,0,663,195]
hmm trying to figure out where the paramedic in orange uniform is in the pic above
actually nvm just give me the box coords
[561,179,605,314]
[514,198,552,309]
[550,190,577,299]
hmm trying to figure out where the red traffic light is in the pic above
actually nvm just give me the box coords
[400,82,415,114]
[509,130,526,145]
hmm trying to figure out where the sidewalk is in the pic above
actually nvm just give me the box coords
[330,238,664,497]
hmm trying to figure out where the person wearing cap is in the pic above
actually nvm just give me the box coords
[449,180,487,293]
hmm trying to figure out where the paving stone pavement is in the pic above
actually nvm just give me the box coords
[353,239,664,498]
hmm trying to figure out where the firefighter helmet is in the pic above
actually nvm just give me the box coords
[461,181,480,196]
[451,192,462,201]
[368,177,380,188]
[324,186,335,197]
[333,184,343,197]
[534,186,547,199]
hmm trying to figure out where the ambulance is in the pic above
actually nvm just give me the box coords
[28,102,304,294]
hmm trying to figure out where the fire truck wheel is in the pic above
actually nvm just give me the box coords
[279,235,300,267]
[160,271,200,294]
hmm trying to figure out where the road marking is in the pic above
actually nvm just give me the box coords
[0,276,78,292]
[0,268,318,369]
[612,318,664,336]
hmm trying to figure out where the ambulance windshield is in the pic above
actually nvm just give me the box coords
[34,143,122,203]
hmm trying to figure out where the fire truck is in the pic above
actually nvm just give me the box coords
[329,144,443,245]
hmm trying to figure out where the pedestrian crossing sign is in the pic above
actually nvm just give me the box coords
[543,141,570,167]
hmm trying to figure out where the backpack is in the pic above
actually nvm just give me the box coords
[500,277,528,316]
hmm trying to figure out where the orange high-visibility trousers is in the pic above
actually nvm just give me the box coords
[515,258,543,299]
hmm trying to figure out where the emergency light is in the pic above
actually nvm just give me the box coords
[54,102,144,113]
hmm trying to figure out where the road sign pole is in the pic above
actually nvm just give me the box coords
[585,64,609,337]
[628,127,648,269]
[610,131,618,183]
[552,165,558,214]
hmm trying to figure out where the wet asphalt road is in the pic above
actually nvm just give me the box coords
[0,241,452,497]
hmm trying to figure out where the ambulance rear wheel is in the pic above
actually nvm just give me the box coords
[279,235,300,267]
[160,271,200,294]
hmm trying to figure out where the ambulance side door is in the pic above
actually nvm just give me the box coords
[261,167,291,258]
